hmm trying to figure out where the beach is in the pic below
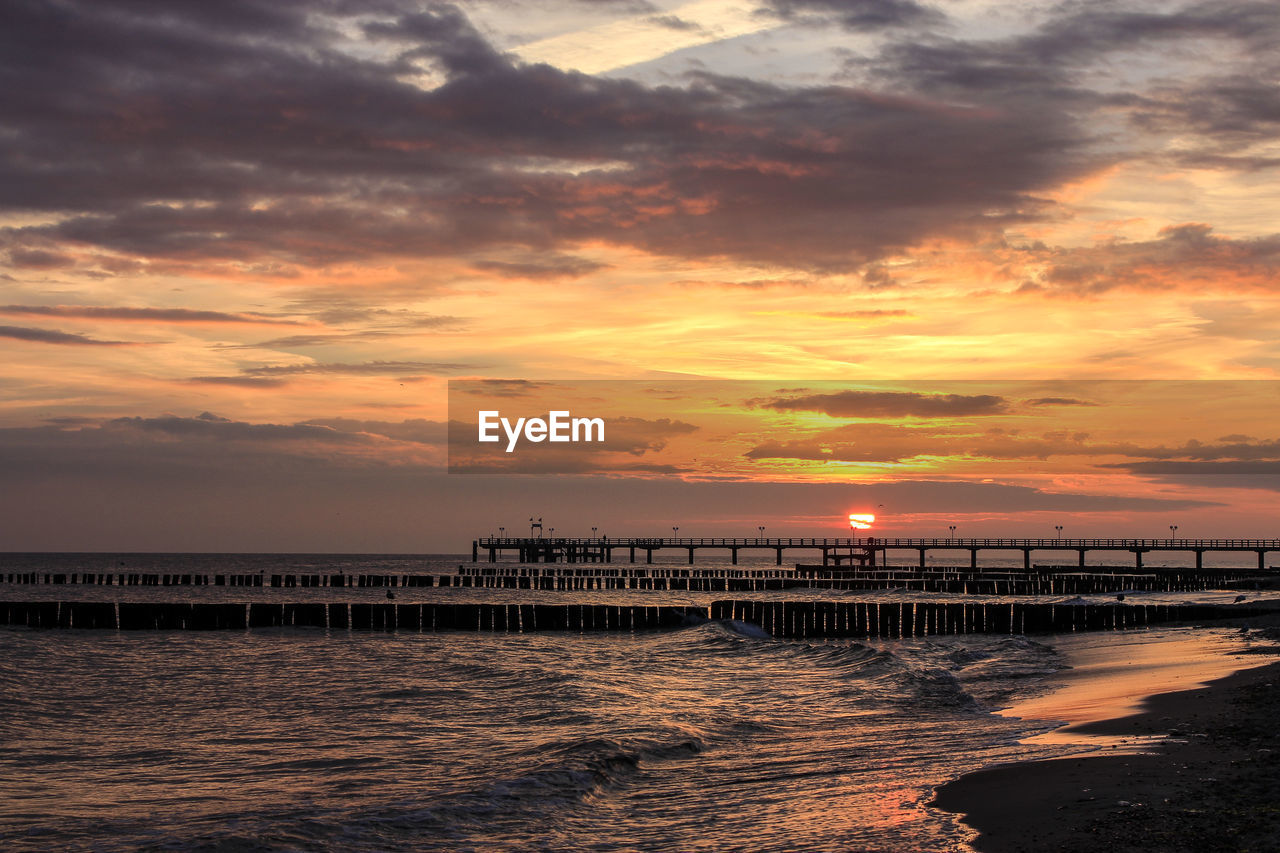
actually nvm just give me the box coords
[934,624,1280,852]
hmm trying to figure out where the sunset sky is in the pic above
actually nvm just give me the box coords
[4,0,1280,551]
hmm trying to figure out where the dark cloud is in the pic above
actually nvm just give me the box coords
[0,0,1099,273]
[760,390,1009,417]
[1111,438,1280,463]
[0,411,452,472]
[113,413,369,444]
[862,0,1280,175]
[868,1,1280,98]
[1109,461,1280,476]
[0,304,299,324]
[1027,225,1280,294]
[1026,397,1098,407]
[761,0,942,30]
[7,248,74,269]
[471,255,609,279]
[0,324,132,345]
[645,15,705,33]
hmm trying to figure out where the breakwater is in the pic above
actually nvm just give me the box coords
[3,564,1270,594]
[5,600,1277,637]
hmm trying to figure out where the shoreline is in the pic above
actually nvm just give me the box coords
[933,627,1280,852]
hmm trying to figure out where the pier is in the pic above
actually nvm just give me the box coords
[472,536,1280,570]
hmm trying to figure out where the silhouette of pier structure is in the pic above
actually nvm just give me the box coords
[473,536,1280,570]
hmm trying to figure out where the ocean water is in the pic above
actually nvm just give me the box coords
[0,553,1259,852]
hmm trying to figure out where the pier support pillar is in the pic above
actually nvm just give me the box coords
[1135,550,1143,569]
[822,548,829,566]
[918,548,926,568]
[970,549,977,569]
[1260,550,1267,570]
[731,548,738,565]
[646,549,653,565]
[629,546,635,563]
[472,541,478,562]
[776,548,783,566]
[1195,550,1203,569]
[1023,549,1031,570]
[1078,549,1086,567]
[688,547,695,565]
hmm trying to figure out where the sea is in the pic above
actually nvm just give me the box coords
[0,553,1267,852]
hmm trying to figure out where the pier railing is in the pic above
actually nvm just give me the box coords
[477,536,1280,549]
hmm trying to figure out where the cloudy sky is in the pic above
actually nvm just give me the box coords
[4,0,1280,550]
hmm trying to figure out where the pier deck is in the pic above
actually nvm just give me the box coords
[473,536,1280,570]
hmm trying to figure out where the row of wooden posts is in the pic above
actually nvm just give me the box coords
[2,565,1269,594]
[3,600,1274,637]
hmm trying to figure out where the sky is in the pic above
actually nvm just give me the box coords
[3,0,1280,551]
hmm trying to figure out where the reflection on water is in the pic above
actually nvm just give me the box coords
[999,627,1267,751]
[1,623,1073,852]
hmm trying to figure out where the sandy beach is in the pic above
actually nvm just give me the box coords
[933,625,1280,852]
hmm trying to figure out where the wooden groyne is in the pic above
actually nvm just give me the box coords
[3,565,1270,594]
[791,566,1270,595]
[4,600,1276,637]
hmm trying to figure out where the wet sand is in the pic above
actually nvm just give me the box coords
[933,626,1280,852]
